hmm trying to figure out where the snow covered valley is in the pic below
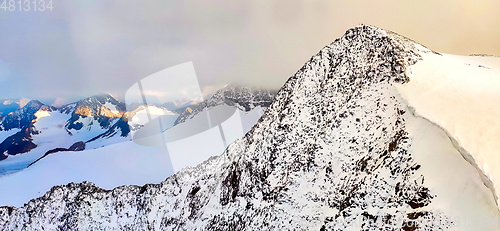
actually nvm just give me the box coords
[0,88,271,208]
[0,26,499,230]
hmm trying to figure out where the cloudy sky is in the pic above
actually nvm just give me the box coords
[0,0,499,105]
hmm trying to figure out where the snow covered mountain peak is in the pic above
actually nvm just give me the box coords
[61,93,126,132]
[0,99,53,132]
[61,93,125,115]
[22,100,43,109]
[175,84,276,125]
[206,84,276,109]
[60,93,125,115]
[1,25,499,230]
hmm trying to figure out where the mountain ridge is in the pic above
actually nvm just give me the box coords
[174,85,276,125]
[1,25,498,230]
[0,86,275,175]
[0,94,127,161]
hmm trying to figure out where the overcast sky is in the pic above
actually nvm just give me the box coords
[0,0,499,105]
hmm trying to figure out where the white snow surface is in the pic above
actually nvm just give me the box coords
[129,106,178,130]
[0,105,265,207]
[0,129,20,146]
[396,52,500,208]
[403,112,499,230]
[103,102,121,116]
[1,26,499,230]
[33,110,50,119]
[165,106,265,172]
[0,111,73,175]
[0,141,174,207]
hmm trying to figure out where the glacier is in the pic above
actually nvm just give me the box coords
[0,25,499,230]
[0,86,272,209]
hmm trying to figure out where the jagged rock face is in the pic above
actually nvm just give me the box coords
[0,100,52,132]
[0,128,37,161]
[86,114,131,142]
[0,95,128,162]
[0,101,57,160]
[63,94,126,131]
[68,141,86,151]
[175,85,276,125]
[0,26,455,230]
[27,142,86,167]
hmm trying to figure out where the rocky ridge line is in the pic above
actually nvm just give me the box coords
[0,26,454,230]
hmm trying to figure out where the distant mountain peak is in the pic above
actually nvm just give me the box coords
[2,25,497,230]
[83,93,119,104]
[60,93,127,131]
[174,84,276,125]
[24,99,44,108]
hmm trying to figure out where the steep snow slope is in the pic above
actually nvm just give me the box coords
[0,100,269,207]
[0,94,134,175]
[0,129,20,147]
[0,141,174,207]
[149,105,266,172]
[395,52,500,206]
[0,109,70,175]
[0,26,499,230]
[127,105,178,131]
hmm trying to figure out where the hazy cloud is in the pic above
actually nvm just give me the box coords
[0,0,499,102]
[51,97,67,107]
[2,100,13,106]
[18,98,32,108]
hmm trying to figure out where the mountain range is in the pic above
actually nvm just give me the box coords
[0,98,32,116]
[1,25,499,230]
[0,86,275,177]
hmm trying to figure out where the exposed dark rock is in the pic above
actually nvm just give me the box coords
[86,114,131,143]
[27,141,86,167]
[0,126,37,160]
[62,94,125,131]
[0,100,53,132]
[0,26,454,230]
[174,85,276,125]
[68,141,86,151]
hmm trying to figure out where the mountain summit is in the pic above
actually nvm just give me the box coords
[1,25,499,230]
[0,94,128,164]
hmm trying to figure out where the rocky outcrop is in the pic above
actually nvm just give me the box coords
[174,85,276,125]
[0,100,54,132]
[86,114,131,143]
[27,142,86,167]
[0,25,486,230]
[62,94,125,131]
[0,95,128,162]
[0,127,37,161]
